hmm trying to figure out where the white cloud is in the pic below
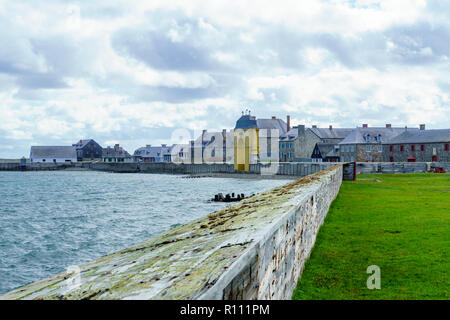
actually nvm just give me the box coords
[0,0,449,158]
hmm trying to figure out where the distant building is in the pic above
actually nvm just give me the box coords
[189,130,233,164]
[311,143,340,163]
[72,139,103,161]
[30,146,77,163]
[383,126,450,162]
[283,125,352,162]
[338,124,417,162]
[234,113,287,170]
[102,144,133,162]
[133,144,173,162]
[171,143,190,163]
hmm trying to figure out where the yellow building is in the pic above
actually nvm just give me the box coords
[233,114,288,171]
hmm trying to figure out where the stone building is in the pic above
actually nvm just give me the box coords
[189,129,233,164]
[133,144,173,162]
[338,124,416,162]
[310,143,340,162]
[30,146,77,163]
[72,139,103,161]
[102,144,133,162]
[382,127,450,162]
[284,125,352,162]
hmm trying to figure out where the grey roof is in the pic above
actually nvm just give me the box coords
[133,145,173,158]
[72,139,102,149]
[309,127,354,140]
[386,129,450,144]
[102,146,131,158]
[30,146,77,159]
[315,143,339,158]
[279,127,298,141]
[256,118,287,134]
[339,127,418,145]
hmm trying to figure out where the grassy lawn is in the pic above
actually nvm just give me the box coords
[292,173,450,300]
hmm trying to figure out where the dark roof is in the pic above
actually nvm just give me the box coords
[72,139,101,149]
[133,145,173,158]
[235,115,257,129]
[339,127,417,144]
[387,129,450,144]
[315,143,339,158]
[256,118,287,134]
[309,127,354,139]
[102,146,131,158]
[279,127,298,141]
[30,146,77,159]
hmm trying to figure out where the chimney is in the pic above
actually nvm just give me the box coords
[329,125,332,130]
[272,116,276,120]
[420,124,425,130]
[362,124,368,128]
[386,124,391,128]
[252,116,256,120]
[405,126,408,131]
[114,144,119,151]
[146,144,151,148]
[297,125,305,136]
[162,144,167,147]
[287,115,291,132]
[312,125,317,128]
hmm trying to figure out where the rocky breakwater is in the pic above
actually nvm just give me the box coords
[1,165,343,300]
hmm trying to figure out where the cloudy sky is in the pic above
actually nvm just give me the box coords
[1,0,449,158]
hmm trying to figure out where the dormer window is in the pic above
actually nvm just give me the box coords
[365,134,371,142]
[375,134,382,142]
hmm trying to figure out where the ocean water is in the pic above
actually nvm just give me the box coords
[0,171,291,294]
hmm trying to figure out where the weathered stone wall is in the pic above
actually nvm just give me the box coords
[1,166,342,300]
[89,161,337,177]
[355,162,450,174]
[0,162,74,171]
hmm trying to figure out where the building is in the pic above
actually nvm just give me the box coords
[133,144,173,162]
[72,139,103,161]
[189,130,232,164]
[283,125,352,162]
[382,126,450,162]
[311,143,340,163]
[102,144,133,162]
[30,146,77,163]
[338,124,417,162]
[234,113,288,170]
[171,143,190,163]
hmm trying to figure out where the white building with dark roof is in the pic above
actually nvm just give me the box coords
[30,146,77,163]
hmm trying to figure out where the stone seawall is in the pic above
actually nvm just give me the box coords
[1,165,343,300]
[0,162,74,171]
[89,162,336,177]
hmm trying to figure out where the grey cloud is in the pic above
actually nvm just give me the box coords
[112,29,216,71]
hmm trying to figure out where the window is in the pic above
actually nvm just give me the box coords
[346,145,350,152]
[411,145,416,152]
[350,156,355,162]
[280,152,283,158]
[400,145,404,152]
[390,156,394,162]
[445,144,450,151]
[366,145,372,152]
[340,156,344,162]
[365,134,371,142]
[341,146,345,152]
[377,134,382,142]
[288,152,291,158]
[420,144,425,151]
[378,145,382,153]
[351,145,354,152]
[389,145,394,152]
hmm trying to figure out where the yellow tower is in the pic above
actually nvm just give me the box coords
[233,114,259,171]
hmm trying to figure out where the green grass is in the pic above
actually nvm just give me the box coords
[292,173,450,300]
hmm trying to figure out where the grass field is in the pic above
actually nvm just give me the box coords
[292,173,450,300]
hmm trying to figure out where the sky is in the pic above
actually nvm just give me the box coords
[1,0,450,158]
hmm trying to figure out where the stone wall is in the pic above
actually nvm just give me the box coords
[355,162,450,174]
[1,165,342,300]
[89,161,337,177]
